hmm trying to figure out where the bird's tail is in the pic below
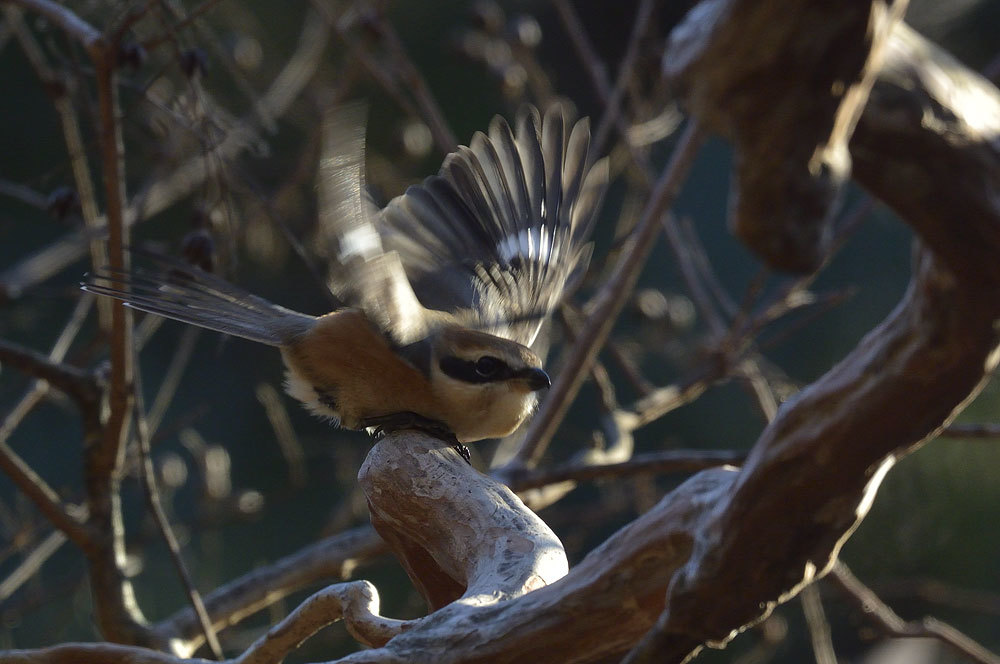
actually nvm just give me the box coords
[82,252,316,346]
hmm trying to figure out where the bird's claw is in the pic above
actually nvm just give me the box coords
[361,412,472,465]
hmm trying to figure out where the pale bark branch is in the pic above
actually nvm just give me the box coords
[359,433,569,611]
[154,526,386,656]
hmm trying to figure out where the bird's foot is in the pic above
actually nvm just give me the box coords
[362,412,471,464]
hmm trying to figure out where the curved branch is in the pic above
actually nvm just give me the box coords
[624,9,1000,664]
[663,0,909,273]
[236,581,405,663]
[154,526,386,655]
[358,433,568,611]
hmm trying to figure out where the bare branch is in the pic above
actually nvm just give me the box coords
[0,643,211,664]
[2,0,101,49]
[941,423,1000,439]
[359,10,457,153]
[154,526,386,655]
[502,120,705,471]
[0,429,91,548]
[0,529,69,601]
[360,432,568,611]
[133,360,223,658]
[0,5,333,299]
[0,338,99,408]
[82,28,152,642]
[829,562,1000,664]
[236,581,404,664]
[506,449,744,492]
[664,0,909,273]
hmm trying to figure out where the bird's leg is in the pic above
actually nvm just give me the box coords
[361,412,472,464]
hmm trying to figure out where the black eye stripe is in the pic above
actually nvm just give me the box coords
[439,356,512,383]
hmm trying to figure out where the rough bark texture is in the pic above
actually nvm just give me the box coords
[359,435,569,612]
[345,13,1000,664]
[852,23,1000,286]
[663,0,909,273]
[345,453,722,663]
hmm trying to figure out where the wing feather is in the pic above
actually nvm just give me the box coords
[378,103,608,347]
[317,104,427,345]
[82,253,315,346]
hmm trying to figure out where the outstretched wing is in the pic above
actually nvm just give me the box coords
[317,104,429,346]
[378,104,608,347]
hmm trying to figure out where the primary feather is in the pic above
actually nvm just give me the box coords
[375,103,609,348]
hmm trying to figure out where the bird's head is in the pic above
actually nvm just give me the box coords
[428,326,550,442]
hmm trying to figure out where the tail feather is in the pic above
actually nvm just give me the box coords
[83,256,316,346]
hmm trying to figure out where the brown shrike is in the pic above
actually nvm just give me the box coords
[84,104,607,453]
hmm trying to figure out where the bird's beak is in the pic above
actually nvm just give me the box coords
[516,367,551,391]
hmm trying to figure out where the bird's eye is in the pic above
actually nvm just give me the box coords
[475,356,502,377]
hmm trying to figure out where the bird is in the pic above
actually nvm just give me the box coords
[83,103,608,455]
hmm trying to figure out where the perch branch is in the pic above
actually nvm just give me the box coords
[359,432,569,611]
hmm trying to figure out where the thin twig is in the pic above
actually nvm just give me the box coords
[589,0,656,158]
[506,449,745,492]
[874,577,1000,617]
[147,327,200,434]
[255,383,307,488]
[0,295,95,549]
[0,529,68,601]
[0,178,47,209]
[678,214,739,317]
[369,13,457,153]
[800,584,837,664]
[551,0,654,185]
[4,0,100,47]
[0,5,333,300]
[141,0,227,51]
[154,526,386,655]
[663,214,727,335]
[941,423,1000,439]
[0,338,99,407]
[557,306,618,412]
[133,357,224,658]
[829,562,1000,664]
[0,436,92,548]
[502,120,705,471]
